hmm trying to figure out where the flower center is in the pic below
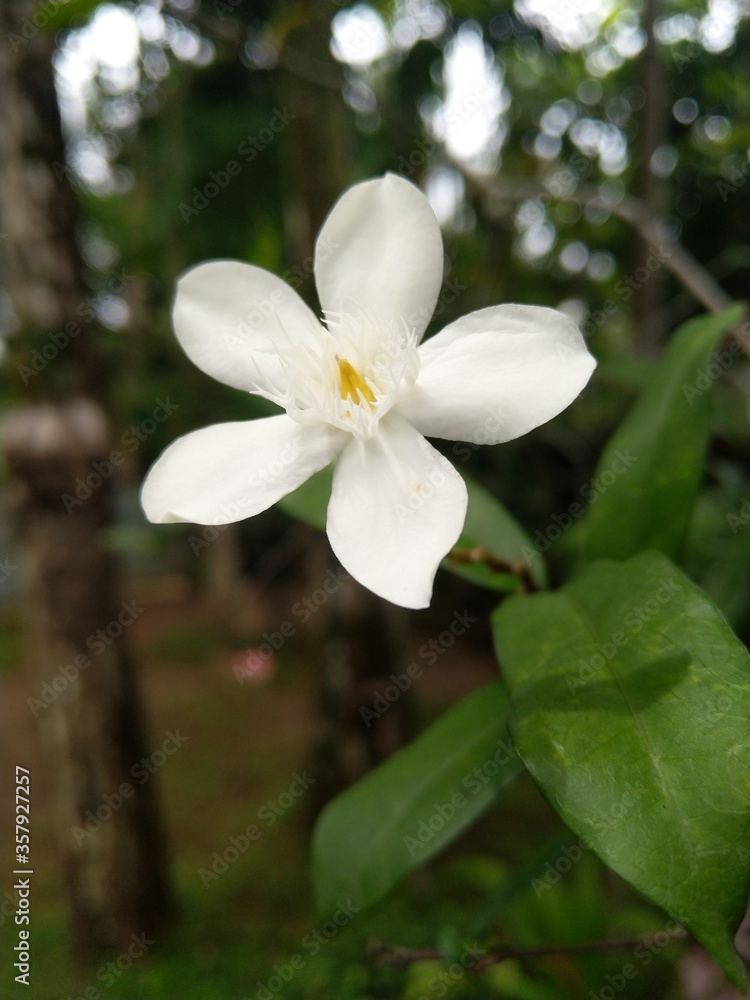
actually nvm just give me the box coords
[337,356,376,407]
[254,309,420,440]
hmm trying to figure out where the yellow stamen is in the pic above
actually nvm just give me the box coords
[337,357,376,406]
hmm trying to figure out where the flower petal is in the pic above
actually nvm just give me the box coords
[326,415,467,609]
[141,415,345,524]
[396,305,596,444]
[172,260,324,396]
[314,174,444,341]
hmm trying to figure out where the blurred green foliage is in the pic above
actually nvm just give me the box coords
[2,1,750,996]
[6,0,747,632]
[7,611,690,999]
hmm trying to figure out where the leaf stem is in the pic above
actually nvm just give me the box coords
[448,545,540,593]
[370,926,688,970]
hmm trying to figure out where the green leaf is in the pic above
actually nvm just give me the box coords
[280,466,546,592]
[492,551,750,986]
[312,682,523,918]
[445,473,548,592]
[586,304,745,561]
[278,465,333,532]
[38,0,103,30]
[682,466,750,634]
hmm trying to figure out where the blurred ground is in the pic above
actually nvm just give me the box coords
[0,572,500,999]
[0,573,743,1000]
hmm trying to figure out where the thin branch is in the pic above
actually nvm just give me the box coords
[447,545,539,593]
[461,170,749,353]
[371,926,688,970]
[184,8,343,92]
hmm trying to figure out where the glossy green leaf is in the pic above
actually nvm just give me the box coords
[493,550,750,986]
[446,473,548,592]
[586,304,745,561]
[312,682,523,918]
[278,465,333,532]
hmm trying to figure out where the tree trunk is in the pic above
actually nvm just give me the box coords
[4,402,174,955]
[0,0,173,957]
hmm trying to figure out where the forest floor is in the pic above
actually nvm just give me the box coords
[0,571,741,1000]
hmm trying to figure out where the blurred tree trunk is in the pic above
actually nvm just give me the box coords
[277,2,415,803]
[276,3,352,261]
[0,0,173,957]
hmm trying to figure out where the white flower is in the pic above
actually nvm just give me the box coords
[141,174,595,609]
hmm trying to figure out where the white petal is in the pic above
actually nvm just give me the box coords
[141,415,344,524]
[326,415,467,609]
[314,174,444,341]
[172,260,324,396]
[396,305,596,444]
